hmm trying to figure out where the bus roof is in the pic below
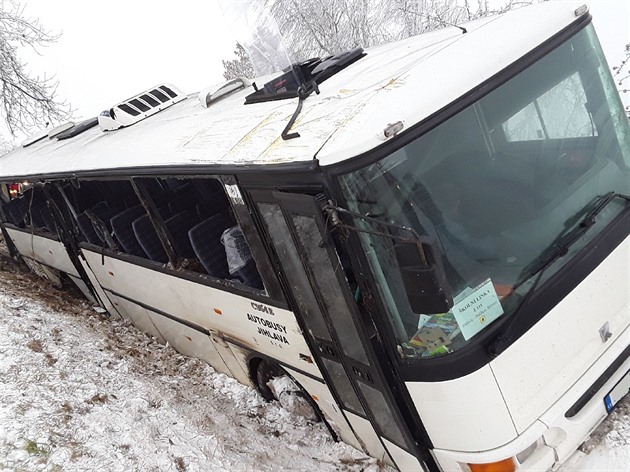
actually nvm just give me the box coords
[0,1,586,181]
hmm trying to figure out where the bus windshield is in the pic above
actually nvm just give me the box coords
[339,25,630,360]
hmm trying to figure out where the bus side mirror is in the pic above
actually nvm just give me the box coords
[394,239,453,314]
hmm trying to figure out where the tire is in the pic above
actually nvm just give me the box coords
[255,360,321,422]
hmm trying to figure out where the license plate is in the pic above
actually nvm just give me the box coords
[604,369,630,413]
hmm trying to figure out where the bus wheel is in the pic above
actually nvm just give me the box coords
[255,360,321,422]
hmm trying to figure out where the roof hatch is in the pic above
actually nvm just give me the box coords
[244,48,365,140]
[98,84,186,131]
[199,78,251,108]
[245,48,365,105]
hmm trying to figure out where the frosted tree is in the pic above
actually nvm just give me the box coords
[0,135,13,155]
[222,0,543,77]
[222,43,255,80]
[0,0,71,136]
[266,0,542,61]
[612,43,629,116]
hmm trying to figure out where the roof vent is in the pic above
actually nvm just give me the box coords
[22,127,52,148]
[98,84,186,131]
[48,122,75,139]
[198,78,251,108]
[56,117,98,140]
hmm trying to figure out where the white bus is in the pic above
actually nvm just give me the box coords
[0,3,628,471]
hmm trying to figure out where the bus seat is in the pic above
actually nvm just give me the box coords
[1,200,16,225]
[196,194,229,221]
[110,206,148,258]
[91,200,110,216]
[163,178,190,193]
[188,214,232,279]
[91,202,117,233]
[30,203,56,233]
[132,214,169,263]
[165,210,198,259]
[8,198,28,226]
[77,202,117,245]
[168,188,201,216]
[38,205,57,233]
[235,259,264,289]
[77,211,102,244]
[192,179,224,199]
[29,203,46,229]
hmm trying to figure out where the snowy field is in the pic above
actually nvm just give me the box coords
[0,246,628,472]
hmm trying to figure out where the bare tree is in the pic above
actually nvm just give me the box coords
[0,0,71,136]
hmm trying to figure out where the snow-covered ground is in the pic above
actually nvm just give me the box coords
[0,248,628,471]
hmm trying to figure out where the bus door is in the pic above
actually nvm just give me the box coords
[250,189,429,471]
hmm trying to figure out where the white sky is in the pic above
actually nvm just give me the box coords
[4,0,629,141]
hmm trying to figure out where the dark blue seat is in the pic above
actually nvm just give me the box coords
[163,178,190,193]
[29,203,46,228]
[77,202,116,245]
[90,202,117,242]
[188,214,232,278]
[192,179,224,199]
[1,200,16,225]
[196,195,230,221]
[168,187,201,216]
[39,205,57,233]
[7,198,28,226]
[110,206,148,258]
[77,211,101,244]
[165,210,199,259]
[28,203,57,234]
[133,214,168,263]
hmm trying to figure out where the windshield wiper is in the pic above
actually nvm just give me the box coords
[491,191,630,355]
[515,191,630,291]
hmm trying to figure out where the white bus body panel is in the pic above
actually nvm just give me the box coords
[6,228,78,277]
[538,327,630,466]
[6,228,100,303]
[145,308,235,377]
[382,438,424,472]
[344,410,393,466]
[406,364,517,451]
[431,337,630,471]
[409,237,629,470]
[431,420,555,471]
[77,255,121,318]
[81,249,321,378]
[491,236,630,432]
[105,292,166,342]
[283,366,364,453]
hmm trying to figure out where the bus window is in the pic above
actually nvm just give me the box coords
[338,25,630,359]
[501,72,596,142]
[185,178,265,291]
[62,179,137,248]
[1,183,52,235]
[130,177,266,292]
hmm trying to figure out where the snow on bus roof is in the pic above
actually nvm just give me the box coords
[0,1,586,181]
